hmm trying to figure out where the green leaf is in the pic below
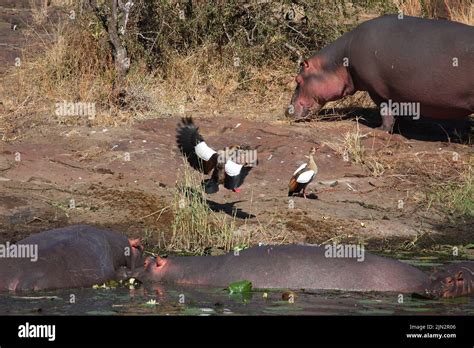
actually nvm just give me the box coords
[228,280,252,294]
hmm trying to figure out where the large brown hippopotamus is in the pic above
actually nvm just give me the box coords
[137,244,473,299]
[0,225,143,292]
[287,15,474,132]
[137,245,474,297]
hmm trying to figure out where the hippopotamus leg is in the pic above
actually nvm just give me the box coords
[368,91,394,132]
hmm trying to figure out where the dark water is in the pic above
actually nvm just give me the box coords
[0,259,472,316]
[0,285,473,316]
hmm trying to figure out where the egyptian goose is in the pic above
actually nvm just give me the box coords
[176,117,254,194]
[288,147,318,199]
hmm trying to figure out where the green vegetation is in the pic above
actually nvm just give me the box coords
[228,280,253,294]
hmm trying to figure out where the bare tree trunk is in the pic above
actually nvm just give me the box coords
[89,0,133,105]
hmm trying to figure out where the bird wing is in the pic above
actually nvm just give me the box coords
[293,163,307,175]
[223,159,252,190]
[176,117,218,174]
[296,170,315,183]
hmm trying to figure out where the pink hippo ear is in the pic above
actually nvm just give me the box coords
[155,256,167,268]
[143,256,167,269]
[129,238,144,252]
[143,257,152,268]
[300,58,324,72]
[455,271,463,281]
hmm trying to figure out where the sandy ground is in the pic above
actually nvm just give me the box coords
[0,114,472,250]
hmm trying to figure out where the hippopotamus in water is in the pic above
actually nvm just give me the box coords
[425,262,474,299]
[0,225,143,291]
[287,15,474,132]
[138,245,473,299]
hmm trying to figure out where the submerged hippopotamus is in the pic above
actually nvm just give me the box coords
[137,244,473,298]
[426,262,474,299]
[0,225,143,291]
[287,15,474,132]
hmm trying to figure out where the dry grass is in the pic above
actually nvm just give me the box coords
[394,0,423,16]
[29,0,49,25]
[389,150,474,217]
[1,27,293,135]
[426,165,473,217]
[394,0,473,24]
[165,159,250,254]
[450,1,474,25]
[137,44,295,118]
[341,120,367,165]
[0,17,117,132]
[324,119,386,177]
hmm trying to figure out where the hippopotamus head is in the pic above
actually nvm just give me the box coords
[286,57,354,120]
[425,263,473,299]
[137,256,169,283]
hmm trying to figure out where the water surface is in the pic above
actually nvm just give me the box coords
[1,259,472,316]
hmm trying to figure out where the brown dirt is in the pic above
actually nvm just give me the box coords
[0,113,472,250]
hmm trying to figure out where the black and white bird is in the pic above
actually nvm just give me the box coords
[176,117,254,194]
[288,147,318,199]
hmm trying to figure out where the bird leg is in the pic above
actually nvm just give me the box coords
[303,187,307,199]
[233,188,241,193]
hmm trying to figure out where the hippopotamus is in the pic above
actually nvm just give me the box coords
[426,262,474,299]
[0,225,143,291]
[138,245,473,299]
[287,15,474,132]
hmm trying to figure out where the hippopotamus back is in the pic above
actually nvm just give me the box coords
[0,225,143,292]
[140,245,431,293]
[212,245,430,292]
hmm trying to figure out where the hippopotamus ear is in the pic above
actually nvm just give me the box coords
[143,256,152,268]
[301,60,310,70]
[155,256,166,267]
[143,256,166,269]
[455,271,463,281]
[129,238,143,251]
